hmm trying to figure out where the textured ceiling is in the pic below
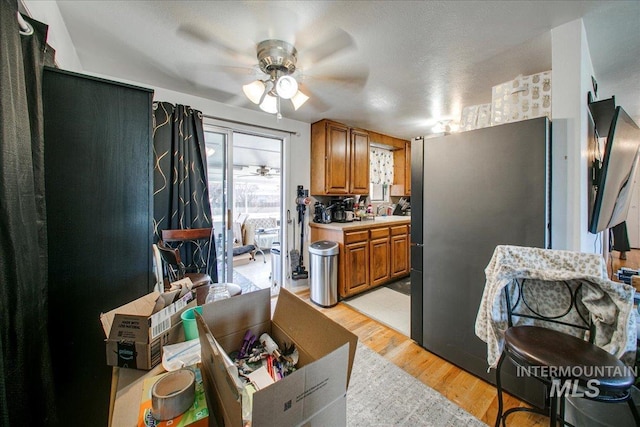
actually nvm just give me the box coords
[46,1,640,139]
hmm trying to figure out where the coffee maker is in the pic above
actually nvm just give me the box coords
[330,198,354,223]
[343,197,355,212]
[331,202,346,222]
[313,202,332,223]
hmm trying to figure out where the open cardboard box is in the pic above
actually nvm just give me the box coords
[100,290,195,369]
[196,288,358,427]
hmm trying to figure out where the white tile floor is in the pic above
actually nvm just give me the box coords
[234,251,274,290]
[344,287,411,336]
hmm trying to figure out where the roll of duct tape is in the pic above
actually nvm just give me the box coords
[151,369,196,421]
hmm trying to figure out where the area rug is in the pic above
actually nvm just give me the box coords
[344,287,411,336]
[348,343,486,426]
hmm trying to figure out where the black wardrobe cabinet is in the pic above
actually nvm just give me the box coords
[43,67,153,423]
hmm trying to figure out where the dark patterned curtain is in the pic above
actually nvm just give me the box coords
[153,102,218,282]
[0,1,57,425]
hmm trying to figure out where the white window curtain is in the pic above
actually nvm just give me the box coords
[369,148,394,185]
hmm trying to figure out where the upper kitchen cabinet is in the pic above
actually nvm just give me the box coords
[391,139,411,196]
[350,128,370,194]
[311,119,370,195]
[368,131,411,197]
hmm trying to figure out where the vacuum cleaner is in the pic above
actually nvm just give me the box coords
[291,185,310,280]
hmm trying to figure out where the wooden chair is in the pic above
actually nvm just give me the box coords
[156,240,212,288]
[161,227,216,279]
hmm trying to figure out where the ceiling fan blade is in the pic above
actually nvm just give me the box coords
[179,62,261,83]
[295,26,356,68]
[301,64,370,91]
[176,24,256,65]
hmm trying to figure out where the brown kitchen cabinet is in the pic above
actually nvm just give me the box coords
[343,231,370,296]
[350,128,370,194]
[311,119,369,195]
[309,219,410,299]
[370,227,390,286]
[391,138,411,197]
[390,225,409,278]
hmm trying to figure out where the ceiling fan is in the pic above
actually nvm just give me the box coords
[237,165,279,179]
[177,11,369,117]
[242,39,309,118]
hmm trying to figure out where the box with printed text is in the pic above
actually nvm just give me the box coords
[196,288,358,427]
[100,290,196,369]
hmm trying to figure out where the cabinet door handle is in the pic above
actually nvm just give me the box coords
[411,243,424,247]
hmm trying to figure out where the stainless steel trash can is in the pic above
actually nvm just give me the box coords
[309,241,339,307]
[270,242,281,295]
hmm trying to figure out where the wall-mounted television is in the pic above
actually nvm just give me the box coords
[589,106,640,234]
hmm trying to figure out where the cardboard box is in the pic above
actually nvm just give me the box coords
[137,366,209,427]
[196,288,358,427]
[100,291,196,369]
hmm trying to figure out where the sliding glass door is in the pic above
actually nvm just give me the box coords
[204,121,285,292]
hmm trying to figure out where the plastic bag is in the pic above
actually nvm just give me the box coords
[162,338,201,371]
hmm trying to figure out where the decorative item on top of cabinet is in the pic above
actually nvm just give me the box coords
[311,119,370,195]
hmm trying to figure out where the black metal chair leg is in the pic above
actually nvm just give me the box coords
[495,352,507,427]
[627,396,640,425]
[559,395,566,427]
[550,394,558,427]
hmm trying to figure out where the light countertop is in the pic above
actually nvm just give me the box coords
[309,215,410,231]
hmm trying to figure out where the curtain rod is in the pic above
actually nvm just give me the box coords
[202,114,301,137]
[17,12,33,35]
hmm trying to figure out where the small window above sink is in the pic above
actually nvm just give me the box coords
[369,145,394,202]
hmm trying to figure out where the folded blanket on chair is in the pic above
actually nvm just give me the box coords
[475,245,636,369]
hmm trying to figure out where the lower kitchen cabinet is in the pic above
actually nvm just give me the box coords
[391,225,409,278]
[344,240,370,295]
[310,220,410,299]
[370,227,390,287]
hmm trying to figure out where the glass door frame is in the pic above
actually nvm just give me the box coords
[203,118,289,288]
[203,125,232,283]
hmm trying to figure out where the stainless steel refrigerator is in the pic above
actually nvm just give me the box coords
[410,117,551,408]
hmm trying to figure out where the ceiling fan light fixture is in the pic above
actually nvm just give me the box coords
[275,75,298,99]
[242,80,266,104]
[291,90,309,110]
[243,39,313,117]
[259,93,278,114]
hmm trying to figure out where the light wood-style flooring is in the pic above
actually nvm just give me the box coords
[292,249,639,427]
